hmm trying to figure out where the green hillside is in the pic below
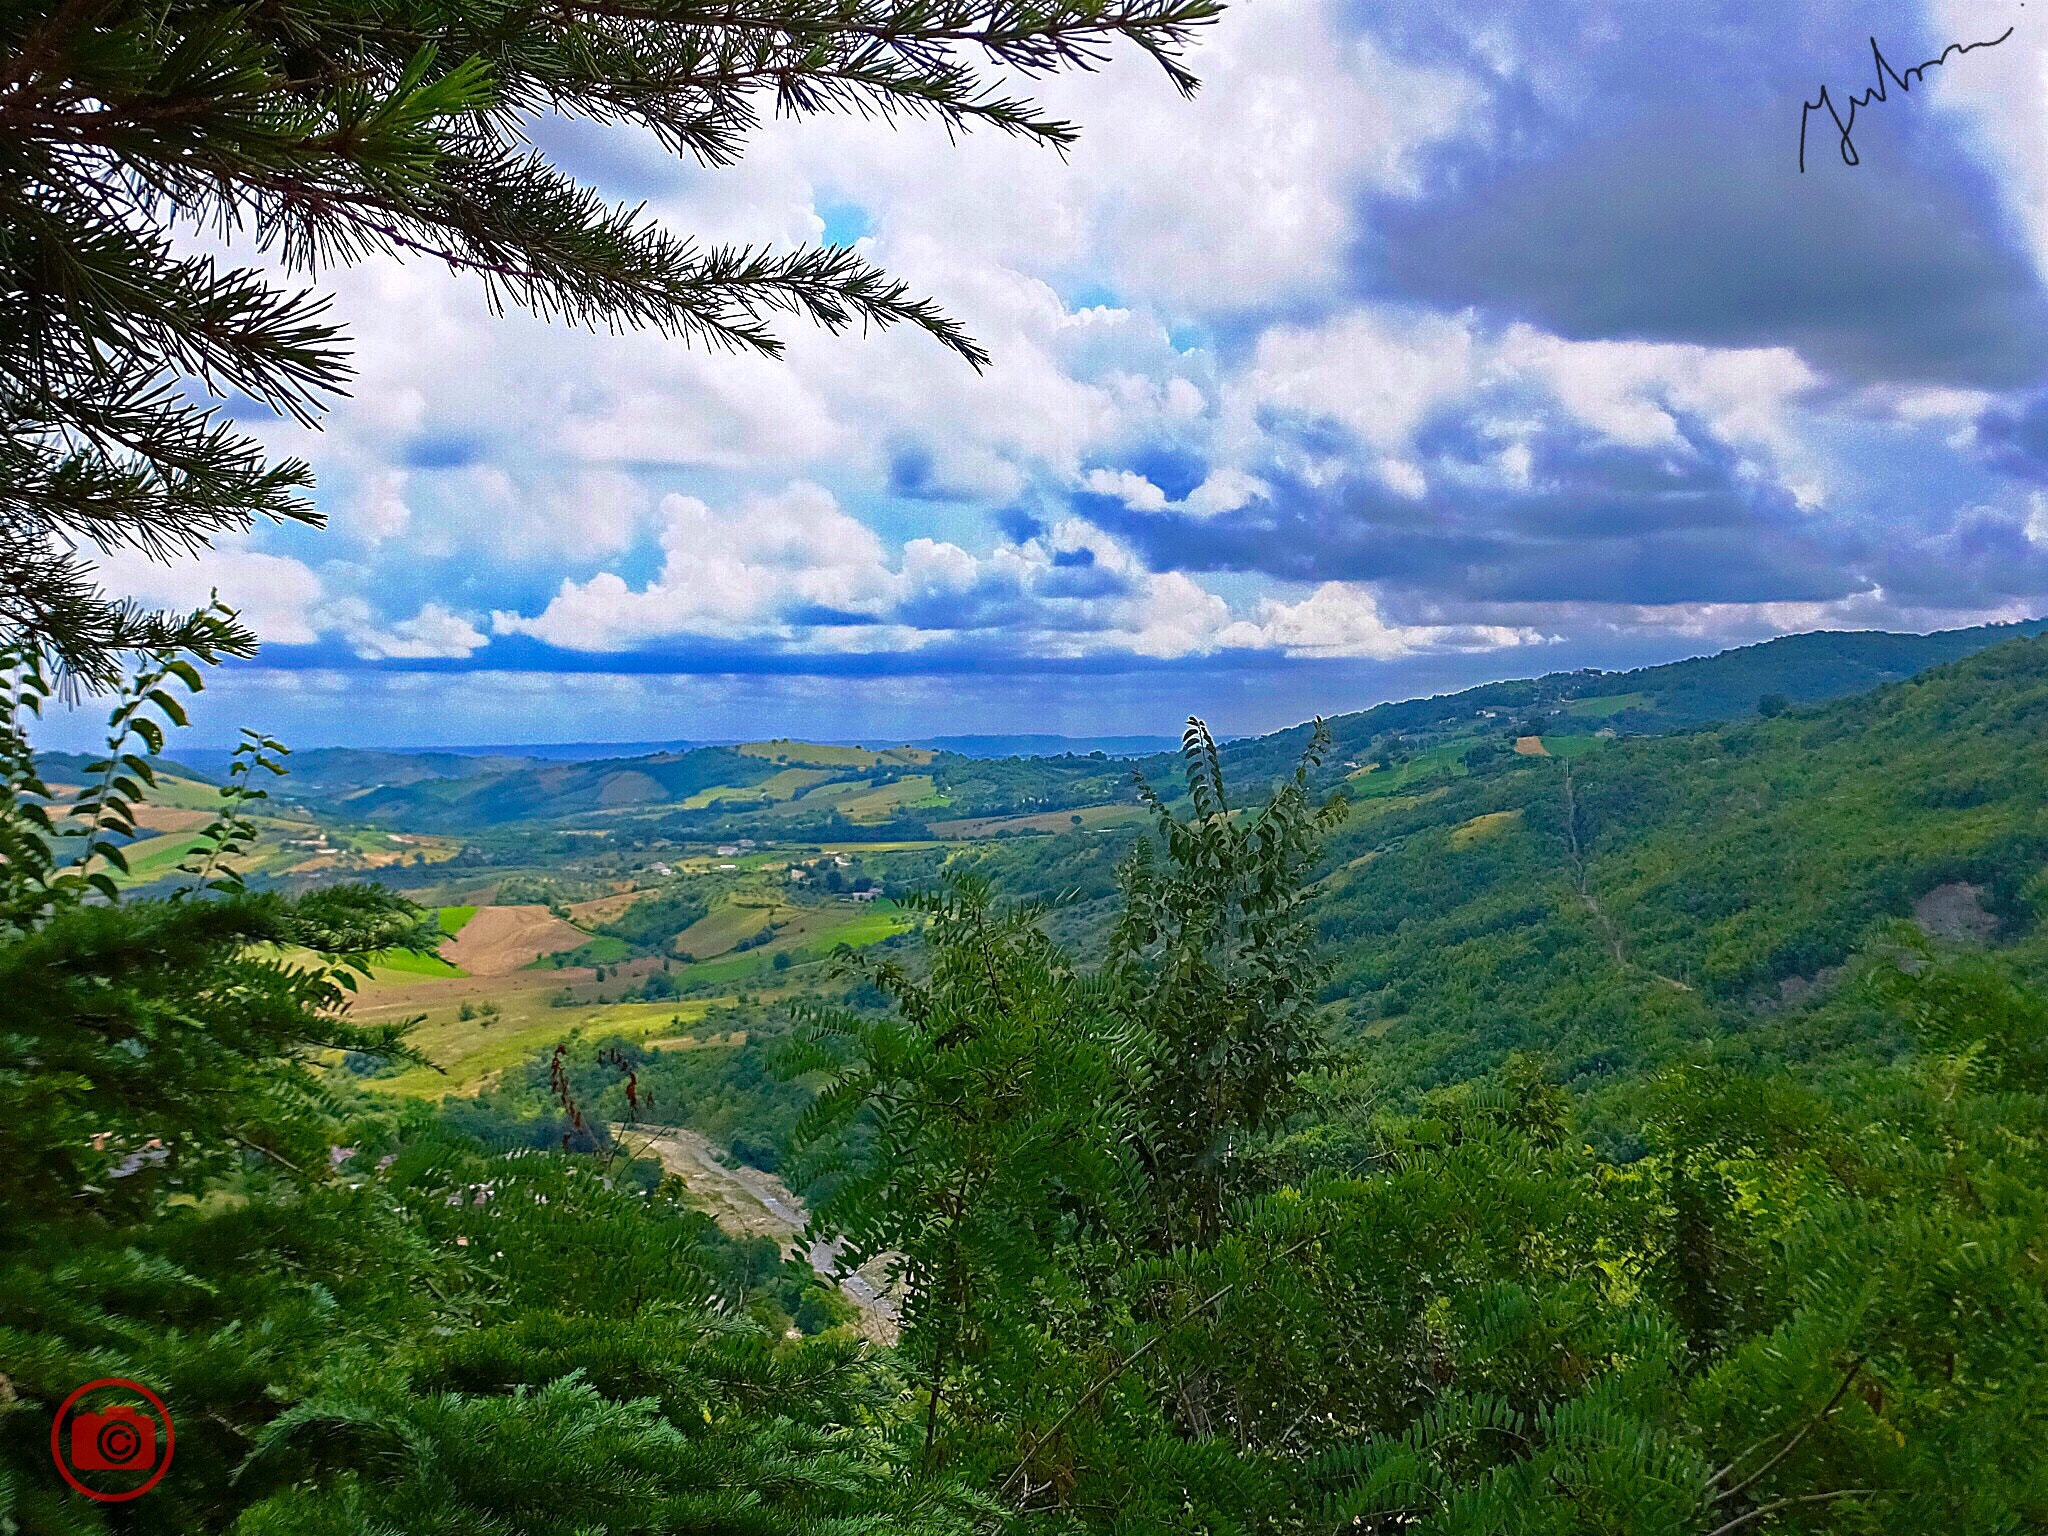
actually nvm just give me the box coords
[1311,632,2048,1097]
[293,618,2048,840]
[1200,616,2048,794]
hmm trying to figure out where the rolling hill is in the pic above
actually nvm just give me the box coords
[294,617,2048,838]
[1299,630,2048,1103]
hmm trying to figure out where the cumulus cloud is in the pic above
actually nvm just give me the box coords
[120,0,2048,745]
[97,542,326,646]
[1223,583,1551,658]
[327,599,490,660]
[490,484,1257,660]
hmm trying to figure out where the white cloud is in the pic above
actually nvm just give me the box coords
[1086,465,1270,518]
[492,484,1245,659]
[1226,583,1549,659]
[353,470,414,543]
[97,542,325,646]
[327,599,489,660]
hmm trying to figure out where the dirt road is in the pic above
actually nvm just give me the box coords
[619,1122,898,1342]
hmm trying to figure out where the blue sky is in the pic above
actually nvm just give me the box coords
[79,0,2048,748]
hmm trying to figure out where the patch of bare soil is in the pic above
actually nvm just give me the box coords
[445,904,590,975]
[568,890,644,925]
[1914,882,1999,943]
[132,804,215,834]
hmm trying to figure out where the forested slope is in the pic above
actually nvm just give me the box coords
[1317,632,2048,1092]
[1207,616,2048,791]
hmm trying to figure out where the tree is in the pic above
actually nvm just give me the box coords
[786,876,1144,1476]
[0,633,429,1240]
[0,638,976,1533]
[0,0,1221,683]
[1110,717,1348,1247]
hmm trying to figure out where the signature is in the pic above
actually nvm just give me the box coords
[1800,25,2016,172]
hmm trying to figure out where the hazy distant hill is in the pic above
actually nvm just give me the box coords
[904,734,1182,758]
[297,618,2046,835]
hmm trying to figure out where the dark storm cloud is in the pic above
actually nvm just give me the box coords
[1976,393,2048,482]
[1084,411,1868,606]
[1867,505,2048,608]
[1363,3,2048,389]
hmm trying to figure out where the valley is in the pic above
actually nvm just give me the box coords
[71,614,2048,1117]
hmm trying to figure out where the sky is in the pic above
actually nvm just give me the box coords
[71,0,2048,748]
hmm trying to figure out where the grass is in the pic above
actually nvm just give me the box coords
[525,933,632,970]
[437,905,479,936]
[817,905,911,950]
[1537,735,1606,759]
[120,832,207,879]
[681,766,837,809]
[368,948,468,979]
[146,773,229,811]
[738,740,938,769]
[675,899,780,959]
[932,803,1146,837]
[367,997,729,1097]
[674,900,911,989]
[1450,810,1524,848]
[116,828,299,885]
[1350,741,1474,799]
[836,774,944,822]
[1562,691,1648,718]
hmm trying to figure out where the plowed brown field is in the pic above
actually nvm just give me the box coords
[444,904,589,975]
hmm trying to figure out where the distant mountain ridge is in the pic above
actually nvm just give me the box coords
[900,734,1183,758]
[268,618,2046,833]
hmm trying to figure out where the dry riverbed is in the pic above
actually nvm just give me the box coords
[618,1122,899,1343]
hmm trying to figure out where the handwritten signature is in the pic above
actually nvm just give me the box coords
[1801,26,2016,172]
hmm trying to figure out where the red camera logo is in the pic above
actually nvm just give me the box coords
[50,1379,174,1502]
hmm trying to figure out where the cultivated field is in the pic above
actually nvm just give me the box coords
[445,905,590,974]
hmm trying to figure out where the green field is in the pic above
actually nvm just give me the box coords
[1536,734,1606,758]
[933,803,1145,837]
[369,997,728,1096]
[681,766,837,809]
[527,933,632,969]
[1348,740,1474,798]
[367,948,469,979]
[437,905,478,935]
[674,899,781,959]
[120,831,207,879]
[835,774,946,821]
[736,740,934,769]
[1561,691,1648,718]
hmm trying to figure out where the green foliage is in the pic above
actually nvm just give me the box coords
[1111,717,1349,1243]
[1315,634,2048,1097]
[0,638,430,1241]
[0,647,969,1533]
[597,885,712,951]
[787,705,2048,1534]
[12,637,2048,1532]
